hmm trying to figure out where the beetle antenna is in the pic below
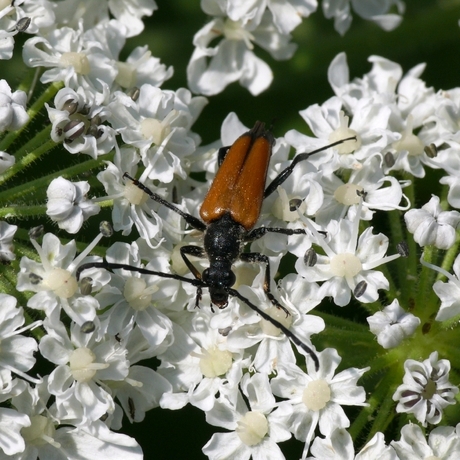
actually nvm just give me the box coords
[76,261,319,370]
[229,287,320,371]
[76,261,205,288]
[264,135,358,198]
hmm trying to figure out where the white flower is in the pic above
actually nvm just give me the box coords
[39,319,129,424]
[326,53,439,178]
[431,253,460,321]
[46,86,116,157]
[83,19,172,90]
[0,369,25,403]
[0,220,17,261]
[328,53,401,108]
[115,44,173,89]
[0,294,40,383]
[23,24,118,100]
[0,0,53,59]
[16,231,110,324]
[53,0,157,37]
[159,308,250,412]
[202,373,292,460]
[95,241,174,351]
[322,0,404,35]
[109,364,172,423]
[107,85,206,181]
[440,172,460,209]
[388,115,436,178]
[286,96,392,172]
[315,155,409,225]
[226,273,324,374]
[308,429,397,460]
[295,205,400,306]
[0,5,16,60]
[271,348,369,457]
[11,377,141,458]
[47,177,100,233]
[270,159,324,225]
[423,88,460,140]
[0,79,28,131]
[267,0,317,34]
[392,351,458,426]
[96,147,165,245]
[0,407,30,456]
[10,377,66,456]
[367,299,420,349]
[187,10,295,96]
[60,421,143,459]
[428,140,460,208]
[15,0,55,34]
[204,0,318,35]
[391,423,460,459]
[404,195,460,249]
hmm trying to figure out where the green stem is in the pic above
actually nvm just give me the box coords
[439,183,450,210]
[14,237,41,261]
[0,205,47,219]
[16,68,38,95]
[313,310,379,367]
[401,181,418,307]
[372,262,399,308]
[439,234,460,280]
[0,264,18,296]
[95,199,114,208]
[0,128,56,185]
[416,245,437,321]
[367,377,397,439]
[314,310,369,333]
[349,371,395,441]
[349,403,375,442]
[0,154,111,202]
[365,349,401,376]
[388,209,410,294]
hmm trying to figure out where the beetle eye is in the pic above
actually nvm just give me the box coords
[226,271,236,288]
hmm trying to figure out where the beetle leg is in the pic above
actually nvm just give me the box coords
[240,252,289,316]
[180,245,206,279]
[180,245,208,309]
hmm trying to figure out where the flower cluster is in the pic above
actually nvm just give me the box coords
[0,1,459,459]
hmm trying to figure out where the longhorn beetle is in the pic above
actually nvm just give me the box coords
[77,122,356,370]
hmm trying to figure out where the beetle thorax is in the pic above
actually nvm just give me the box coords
[203,213,245,263]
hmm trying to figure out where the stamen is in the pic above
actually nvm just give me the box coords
[236,411,268,446]
[197,347,233,378]
[260,306,293,337]
[21,415,61,448]
[328,111,361,154]
[69,347,109,382]
[139,118,171,145]
[392,115,424,157]
[115,61,137,88]
[302,379,331,411]
[60,52,90,75]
